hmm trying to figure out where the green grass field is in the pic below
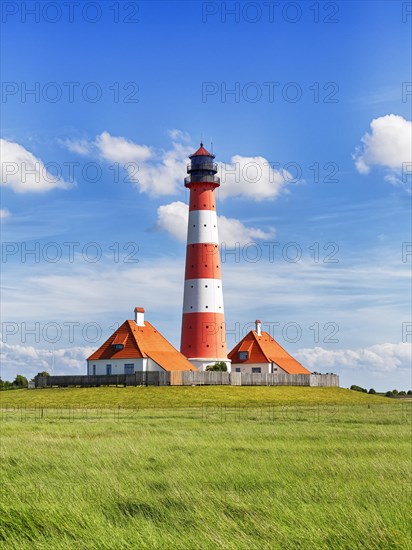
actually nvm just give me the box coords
[1,387,411,549]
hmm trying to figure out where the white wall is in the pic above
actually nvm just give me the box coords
[87,358,147,375]
[146,358,168,373]
[231,363,287,374]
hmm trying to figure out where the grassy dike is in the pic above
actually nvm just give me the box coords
[0,385,395,408]
[1,387,410,549]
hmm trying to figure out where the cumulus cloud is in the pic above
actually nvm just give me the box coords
[156,201,189,241]
[1,139,72,193]
[0,340,94,380]
[0,208,10,219]
[60,138,93,156]
[219,155,292,200]
[353,115,412,188]
[168,129,191,142]
[95,131,152,163]
[62,131,294,200]
[63,131,190,196]
[135,140,192,195]
[295,342,412,374]
[156,201,274,245]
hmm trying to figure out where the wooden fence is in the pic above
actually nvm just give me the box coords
[35,372,339,388]
[169,371,230,386]
[36,372,169,388]
[172,371,338,387]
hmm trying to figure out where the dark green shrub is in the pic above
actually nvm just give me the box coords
[205,362,228,372]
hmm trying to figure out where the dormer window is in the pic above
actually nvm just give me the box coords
[238,351,248,361]
[111,333,127,350]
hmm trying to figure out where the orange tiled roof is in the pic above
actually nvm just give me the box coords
[228,330,310,374]
[87,320,197,371]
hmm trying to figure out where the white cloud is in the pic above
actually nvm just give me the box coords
[156,201,188,241]
[218,215,274,243]
[353,115,412,187]
[156,201,275,245]
[0,340,94,380]
[295,342,412,374]
[0,208,10,219]
[63,131,189,196]
[62,131,294,200]
[95,131,152,163]
[168,129,191,142]
[136,140,192,195]
[219,155,292,200]
[61,138,93,156]
[1,139,71,193]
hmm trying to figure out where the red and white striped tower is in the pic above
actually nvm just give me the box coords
[180,143,230,371]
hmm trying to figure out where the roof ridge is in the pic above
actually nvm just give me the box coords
[126,320,147,357]
[251,330,270,362]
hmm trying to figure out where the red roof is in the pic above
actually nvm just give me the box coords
[228,330,310,374]
[190,143,213,157]
[87,320,197,371]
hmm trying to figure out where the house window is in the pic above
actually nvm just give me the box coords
[235,368,241,373]
[252,367,261,374]
[106,364,112,375]
[238,351,248,361]
[92,365,96,376]
[124,364,134,375]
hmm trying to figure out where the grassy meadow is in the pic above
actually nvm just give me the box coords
[1,387,411,549]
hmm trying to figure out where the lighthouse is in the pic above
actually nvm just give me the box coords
[180,143,230,371]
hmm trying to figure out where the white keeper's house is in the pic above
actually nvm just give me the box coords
[228,320,311,375]
[87,307,197,375]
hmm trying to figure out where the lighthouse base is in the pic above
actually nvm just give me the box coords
[187,357,232,372]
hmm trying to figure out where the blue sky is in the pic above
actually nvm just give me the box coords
[1,0,411,391]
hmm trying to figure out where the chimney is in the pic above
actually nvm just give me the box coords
[134,307,145,326]
[255,319,262,336]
